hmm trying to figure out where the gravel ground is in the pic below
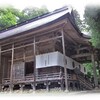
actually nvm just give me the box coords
[1,89,100,95]
[0,86,100,96]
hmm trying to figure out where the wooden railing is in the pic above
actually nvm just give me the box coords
[36,73,76,81]
[25,75,34,81]
[36,73,62,81]
[2,73,74,85]
[2,78,10,85]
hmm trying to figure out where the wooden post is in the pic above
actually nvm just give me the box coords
[60,67,64,91]
[19,84,24,92]
[23,48,25,80]
[10,44,14,92]
[2,57,6,84]
[46,81,50,91]
[61,30,68,91]
[91,52,98,88]
[23,48,26,62]
[61,80,64,91]
[0,46,2,90]
[31,83,36,91]
[33,37,36,91]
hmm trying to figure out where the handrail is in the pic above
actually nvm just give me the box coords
[79,76,92,86]
[77,75,93,89]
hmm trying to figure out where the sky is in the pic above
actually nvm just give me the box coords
[0,0,100,19]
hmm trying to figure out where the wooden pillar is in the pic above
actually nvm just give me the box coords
[23,48,25,80]
[1,86,4,92]
[46,81,50,91]
[60,67,64,91]
[10,44,14,91]
[2,57,6,82]
[91,52,98,88]
[19,84,24,92]
[33,37,36,91]
[0,46,2,90]
[61,80,64,91]
[31,83,36,91]
[61,30,68,91]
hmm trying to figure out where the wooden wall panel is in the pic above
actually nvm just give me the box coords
[38,66,60,75]
[13,62,25,80]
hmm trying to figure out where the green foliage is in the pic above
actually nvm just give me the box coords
[83,63,93,78]
[73,9,83,31]
[0,5,48,30]
[84,5,100,48]
[73,9,86,31]
[0,6,18,30]
[17,6,49,23]
[84,62,100,78]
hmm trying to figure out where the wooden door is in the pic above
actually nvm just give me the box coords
[13,61,25,80]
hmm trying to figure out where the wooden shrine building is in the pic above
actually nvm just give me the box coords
[0,6,100,91]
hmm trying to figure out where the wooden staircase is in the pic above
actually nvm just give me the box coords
[77,75,93,90]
